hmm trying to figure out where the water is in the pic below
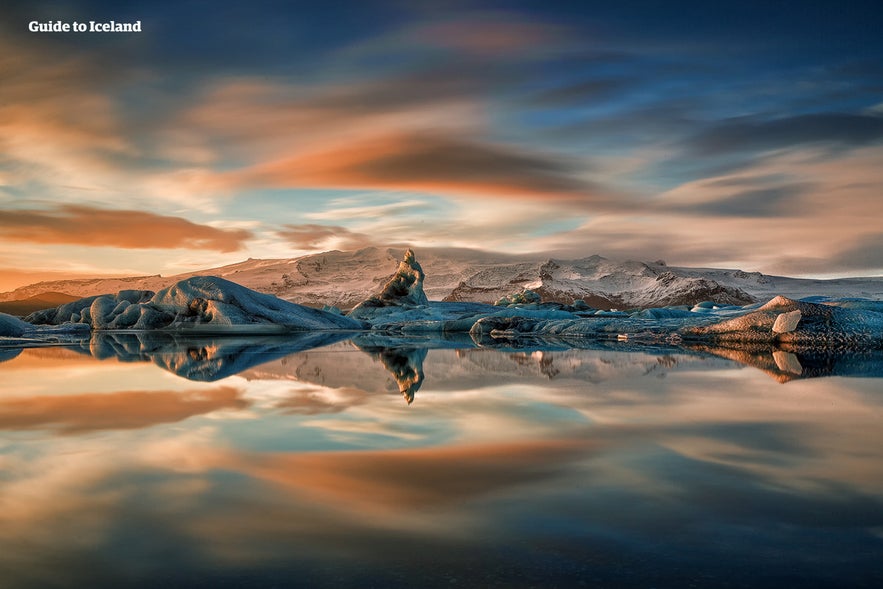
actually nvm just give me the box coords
[1,334,881,588]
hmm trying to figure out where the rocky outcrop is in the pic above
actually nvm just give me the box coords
[349,249,429,319]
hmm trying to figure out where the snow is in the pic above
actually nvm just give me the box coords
[4,246,882,311]
[495,289,542,306]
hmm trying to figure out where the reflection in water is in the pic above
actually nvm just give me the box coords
[685,342,883,382]
[0,337,881,588]
[80,331,353,381]
[0,386,247,434]
[4,331,878,395]
[354,344,427,404]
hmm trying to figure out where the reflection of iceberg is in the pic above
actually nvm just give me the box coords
[244,338,721,395]
[684,343,883,383]
[0,348,23,363]
[40,327,883,388]
[352,343,427,404]
[78,331,352,381]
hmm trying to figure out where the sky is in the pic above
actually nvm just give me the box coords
[1,0,882,291]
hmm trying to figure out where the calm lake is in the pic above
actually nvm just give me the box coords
[1,334,881,588]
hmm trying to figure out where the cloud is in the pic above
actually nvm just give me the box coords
[767,231,883,276]
[0,205,252,252]
[0,387,248,434]
[276,224,374,250]
[828,232,883,271]
[405,14,569,57]
[528,77,637,107]
[234,132,614,206]
[673,183,812,218]
[686,113,883,155]
[533,145,883,276]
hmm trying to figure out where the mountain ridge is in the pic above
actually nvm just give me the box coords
[2,247,882,310]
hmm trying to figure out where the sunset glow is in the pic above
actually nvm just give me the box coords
[2,1,881,290]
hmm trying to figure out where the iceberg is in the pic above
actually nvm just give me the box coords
[462,295,882,351]
[26,276,365,333]
[0,313,31,337]
[680,296,883,349]
[349,248,429,320]
[1,311,90,345]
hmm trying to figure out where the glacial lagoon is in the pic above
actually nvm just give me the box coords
[1,335,881,588]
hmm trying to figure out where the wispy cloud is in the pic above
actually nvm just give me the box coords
[685,113,883,155]
[535,145,883,275]
[232,131,614,205]
[276,224,374,250]
[0,205,252,252]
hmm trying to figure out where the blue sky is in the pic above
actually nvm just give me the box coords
[1,0,882,289]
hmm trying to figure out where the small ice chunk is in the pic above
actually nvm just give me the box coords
[772,310,802,334]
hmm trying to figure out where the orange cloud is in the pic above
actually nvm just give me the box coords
[0,387,248,434]
[0,205,251,252]
[409,16,567,56]
[276,224,373,251]
[233,132,612,205]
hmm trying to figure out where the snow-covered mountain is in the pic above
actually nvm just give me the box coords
[2,247,882,310]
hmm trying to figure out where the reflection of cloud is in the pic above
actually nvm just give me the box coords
[0,387,248,433]
[1,345,882,587]
[273,386,369,416]
[0,205,251,252]
[236,438,595,514]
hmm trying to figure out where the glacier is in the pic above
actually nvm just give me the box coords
[5,246,883,311]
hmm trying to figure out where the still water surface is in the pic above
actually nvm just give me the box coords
[1,335,881,588]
